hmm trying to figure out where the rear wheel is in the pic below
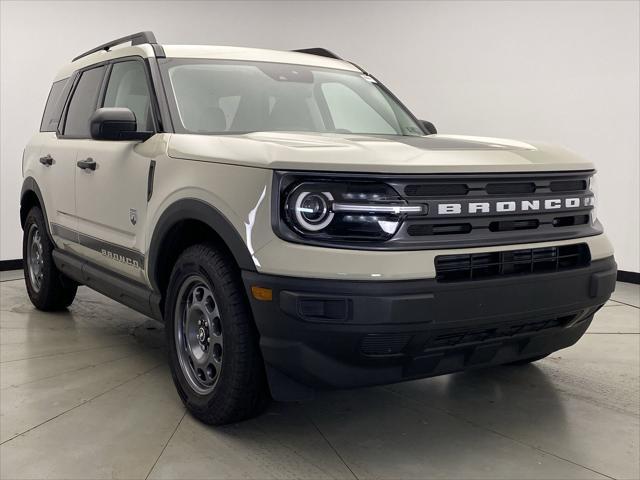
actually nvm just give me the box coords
[23,206,77,310]
[165,243,269,425]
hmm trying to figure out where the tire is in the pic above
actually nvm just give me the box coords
[165,243,270,425]
[506,353,550,366]
[23,206,77,311]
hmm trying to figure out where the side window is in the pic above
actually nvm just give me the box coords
[320,82,396,134]
[40,79,71,132]
[103,61,153,132]
[64,66,106,137]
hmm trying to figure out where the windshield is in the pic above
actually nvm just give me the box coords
[160,59,424,136]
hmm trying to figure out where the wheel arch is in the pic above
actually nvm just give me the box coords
[20,177,50,234]
[147,198,257,303]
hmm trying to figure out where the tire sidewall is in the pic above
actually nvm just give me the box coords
[23,207,50,303]
[165,251,244,413]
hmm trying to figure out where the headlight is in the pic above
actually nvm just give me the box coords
[588,174,599,224]
[281,179,424,242]
[292,191,334,231]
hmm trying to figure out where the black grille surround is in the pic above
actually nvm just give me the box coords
[388,170,600,249]
[273,170,602,250]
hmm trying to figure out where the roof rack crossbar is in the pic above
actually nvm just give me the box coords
[292,48,342,60]
[73,31,157,62]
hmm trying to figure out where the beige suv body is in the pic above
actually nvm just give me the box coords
[21,32,616,424]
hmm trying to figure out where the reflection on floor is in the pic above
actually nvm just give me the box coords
[1,271,638,479]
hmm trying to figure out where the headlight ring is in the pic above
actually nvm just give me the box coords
[292,191,335,231]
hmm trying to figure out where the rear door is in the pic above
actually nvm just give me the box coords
[74,59,156,282]
[32,79,73,240]
[41,66,106,253]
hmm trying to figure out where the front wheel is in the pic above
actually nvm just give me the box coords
[165,244,269,425]
[23,206,77,311]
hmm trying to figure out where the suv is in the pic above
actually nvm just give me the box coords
[21,32,617,425]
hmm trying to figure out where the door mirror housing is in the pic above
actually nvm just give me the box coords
[90,107,152,141]
[420,120,437,135]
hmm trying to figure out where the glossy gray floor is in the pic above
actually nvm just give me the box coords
[0,270,638,480]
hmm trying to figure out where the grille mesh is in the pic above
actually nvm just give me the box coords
[485,182,536,194]
[435,244,591,282]
[360,333,412,356]
[404,184,469,197]
[550,180,587,192]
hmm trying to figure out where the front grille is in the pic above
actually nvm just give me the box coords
[275,170,600,251]
[435,243,591,282]
[385,171,601,249]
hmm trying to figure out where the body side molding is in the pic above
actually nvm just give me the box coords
[51,223,145,269]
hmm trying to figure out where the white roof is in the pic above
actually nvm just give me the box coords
[55,43,359,81]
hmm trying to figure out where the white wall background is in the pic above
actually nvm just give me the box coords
[1,0,638,271]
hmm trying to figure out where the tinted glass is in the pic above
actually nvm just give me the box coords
[64,66,106,137]
[40,79,70,132]
[103,61,153,131]
[162,60,423,136]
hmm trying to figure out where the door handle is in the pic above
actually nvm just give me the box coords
[77,158,96,171]
[39,154,54,166]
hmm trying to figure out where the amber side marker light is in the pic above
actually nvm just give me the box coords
[251,286,273,301]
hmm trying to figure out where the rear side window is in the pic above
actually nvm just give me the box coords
[40,79,71,132]
[63,66,106,137]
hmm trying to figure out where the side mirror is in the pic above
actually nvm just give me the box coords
[90,107,151,141]
[420,120,437,135]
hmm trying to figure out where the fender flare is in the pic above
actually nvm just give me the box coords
[147,198,257,292]
[20,177,51,236]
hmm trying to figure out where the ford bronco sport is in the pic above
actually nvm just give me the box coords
[21,32,617,424]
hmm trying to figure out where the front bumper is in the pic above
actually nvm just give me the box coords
[243,256,616,400]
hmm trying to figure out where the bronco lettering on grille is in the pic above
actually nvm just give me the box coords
[436,196,594,215]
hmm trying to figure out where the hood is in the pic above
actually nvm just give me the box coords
[167,132,594,174]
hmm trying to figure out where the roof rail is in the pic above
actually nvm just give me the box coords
[72,31,158,62]
[292,48,342,60]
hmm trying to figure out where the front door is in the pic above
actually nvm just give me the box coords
[74,59,156,283]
